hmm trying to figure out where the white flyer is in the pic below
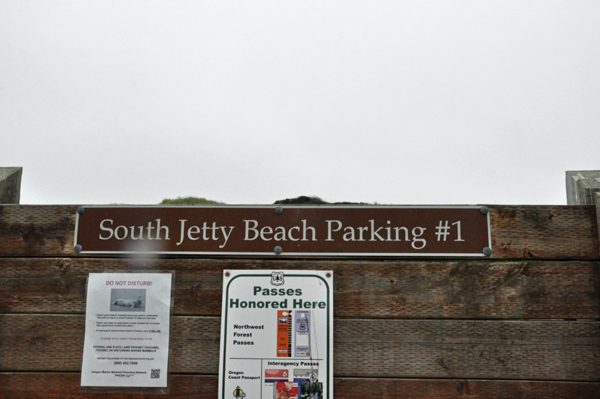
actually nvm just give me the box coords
[80,272,173,388]
[218,270,333,399]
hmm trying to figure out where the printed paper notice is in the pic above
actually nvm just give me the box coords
[81,272,173,388]
[218,270,333,399]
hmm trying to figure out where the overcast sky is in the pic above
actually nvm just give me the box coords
[1,1,599,205]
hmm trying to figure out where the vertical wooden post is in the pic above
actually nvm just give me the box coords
[566,170,600,205]
[596,192,600,256]
[566,171,600,255]
[0,167,22,204]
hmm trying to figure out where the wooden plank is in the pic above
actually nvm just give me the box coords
[336,377,600,399]
[596,192,600,255]
[2,373,600,399]
[1,315,598,381]
[489,205,599,259]
[336,319,600,381]
[0,205,598,259]
[0,205,77,256]
[1,258,599,319]
[0,373,216,399]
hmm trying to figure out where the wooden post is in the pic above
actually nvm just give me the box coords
[596,192,600,256]
[0,167,22,204]
[566,170,600,205]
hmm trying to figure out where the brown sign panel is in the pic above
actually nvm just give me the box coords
[74,206,491,257]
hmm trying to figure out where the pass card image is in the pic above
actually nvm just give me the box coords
[265,369,289,383]
[294,311,311,357]
[299,382,323,399]
[275,381,298,399]
[277,310,292,357]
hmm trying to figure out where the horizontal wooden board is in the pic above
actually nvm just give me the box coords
[336,377,600,399]
[0,205,77,256]
[1,315,598,381]
[1,258,598,319]
[489,206,599,259]
[2,373,600,399]
[0,205,598,259]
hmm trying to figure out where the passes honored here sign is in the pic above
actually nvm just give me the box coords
[74,206,491,257]
[218,270,333,399]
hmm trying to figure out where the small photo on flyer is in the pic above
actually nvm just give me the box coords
[300,382,323,399]
[110,289,146,312]
[274,381,298,399]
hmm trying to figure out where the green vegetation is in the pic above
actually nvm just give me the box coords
[274,195,328,205]
[160,196,225,205]
[159,195,376,205]
[274,195,374,205]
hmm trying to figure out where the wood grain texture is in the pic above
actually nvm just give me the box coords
[0,205,598,259]
[1,258,599,319]
[335,377,600,399]
[0,205,77,256]
[0,373,216,399]
[489,206,599,259]
[1,373,600,399]
[1,315,598,381]
[1,205,599,394]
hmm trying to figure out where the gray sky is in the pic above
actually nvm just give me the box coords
[2,1,599,205]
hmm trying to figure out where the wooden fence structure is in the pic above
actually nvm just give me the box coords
[1,200,599,397]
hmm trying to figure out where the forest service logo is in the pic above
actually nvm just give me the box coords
[271,271,284,286]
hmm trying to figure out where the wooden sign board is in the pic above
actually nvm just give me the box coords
[74,206,491,257]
